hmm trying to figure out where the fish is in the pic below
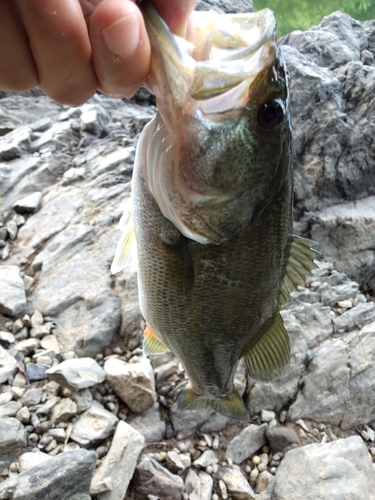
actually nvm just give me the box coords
[111,1,318,420]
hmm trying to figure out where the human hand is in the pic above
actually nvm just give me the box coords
[0,0,196,106]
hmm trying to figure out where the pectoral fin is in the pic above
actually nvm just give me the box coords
[243,312,290,381]
[178,384,249,421]
[143,324,171,355]
[279,235,319,304]
[111,206,137,274]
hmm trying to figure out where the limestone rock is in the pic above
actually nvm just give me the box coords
[70,400,118,446]
[0,345,18,383]
[0,449,97,500]
[91,421,144,500]
[0,417,27,455]
[133,455,184,499]
[129,402,166,442]
[46,357,106,391]
[13,192,42,213]
[226,424,267,464]
[218,467,255,500]
[273,436,375,499]
[0,266,27,316]
[104,356,156,413]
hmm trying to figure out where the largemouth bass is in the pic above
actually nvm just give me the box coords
[112,2,317,419]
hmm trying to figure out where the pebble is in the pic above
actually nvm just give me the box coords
[260,409,276,422]
[26,362,47,381]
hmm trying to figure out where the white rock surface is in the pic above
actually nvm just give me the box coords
[0,265,27,315]
[104,356,157,413]
[91,421,144,500]
[273,436,375,499]
[46,357,106,391]
[70,400,118,446]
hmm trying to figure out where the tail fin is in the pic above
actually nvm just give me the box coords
[178,385,249,421]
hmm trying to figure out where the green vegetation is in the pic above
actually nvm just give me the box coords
[254,0,375,36]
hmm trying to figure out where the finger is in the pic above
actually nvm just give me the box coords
[0,1,38,91]
[151,0,196,36]
[90,0,150,98]
[15,0,97,106]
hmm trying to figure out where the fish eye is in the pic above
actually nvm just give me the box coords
[257,98,285,130]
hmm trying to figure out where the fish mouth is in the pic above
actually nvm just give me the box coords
[142,3,278,105]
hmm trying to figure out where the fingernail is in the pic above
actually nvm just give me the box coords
[102,14,140,57]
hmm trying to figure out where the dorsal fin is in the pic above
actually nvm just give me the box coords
[143,324,171,356]
[243,311,290,381]
[279,235,319,305]
[111,204,137,274]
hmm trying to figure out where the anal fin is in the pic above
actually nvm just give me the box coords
[178,384,249,421]
[143,324,171,356]
[243,311,290,382]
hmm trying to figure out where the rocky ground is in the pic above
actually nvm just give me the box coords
[0,7,375,500]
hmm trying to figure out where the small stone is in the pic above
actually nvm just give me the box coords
[252,456,260,465]
[50,397,77,423]
[40,335,61,354]
[166,450,186,473]
[260,409,276,422]
[134,455,184,499]
[0,345,18,383]
[0,392,12,405]
[0,417,27,455]
[193,449,219,468]
[70,400,118,447]
[47,428,66,443]
[0,330,15,347]
[46,357,106,391]
[71,388,93,414]
[16,406,30,424]
[31,310,44,327]
[266,426,300,452]
[18,451,51,472]
[213,435,220,450]
[19,387,44,407]
[226,424,267,464]
[95,445,108,459]
[26,363,47,381]
[218,467,255,500]
[255,470,271,494]
[6,220,18,239]
[0,401,23,417]
[104,356,157,413]
[12,372,27,388]
[13,192,42,213]
[15,338,40,355]
[12,318,24,333]
[30,324,52,338]
[0,266,27,316]
[249,467,259,487]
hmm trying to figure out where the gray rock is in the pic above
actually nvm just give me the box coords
[170,403,211,437]
[70,400,118,446]
[218,467,255,500]
[265,426,299,452]
[0,401,22,417]
[0,417,27,456]
[129,402,166,442]
[280,12,375,286]
[46,357,106,391]
[332,301,375,332]
[91,421,144,500]
[19,387,44,407]
[193,449,219,468]
[273,436,375,500]
[0,330,15,347]
[195,0,253,13]
[0,266,27,316]
[134,455,184,499]
[104,356,156,413]
[26,363,47,381]
[0,449,97,500]
[226,424,267,464]
[288,321,375,430]
[13,192,42,213]
[71,388,93,414]
[14,338,40,355]
[50,397,77,423]
[0,345,18,383]
[18,451,51,472]
[184,469,213,500]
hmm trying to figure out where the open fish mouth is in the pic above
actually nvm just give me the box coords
[140,4,283,245]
